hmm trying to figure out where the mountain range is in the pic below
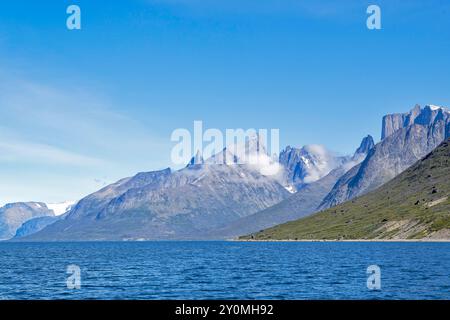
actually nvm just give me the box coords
[20,137,291,240]
[206,135,374,238]
[5,104,450,241]
[242,137,450,240]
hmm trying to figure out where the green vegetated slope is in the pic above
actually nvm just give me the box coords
[242,138,450,240]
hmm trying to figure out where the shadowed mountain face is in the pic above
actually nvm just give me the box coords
[244,138,450,240]
[354,135,375,156]
[22,137,291,241]
[14,215,59,238]
[208,166,349,239]
[209,135,374,239]
[320,105,450,209]
[0,202,54,240]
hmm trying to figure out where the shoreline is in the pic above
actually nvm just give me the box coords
[235,238,450,242]
[3,238,450,243]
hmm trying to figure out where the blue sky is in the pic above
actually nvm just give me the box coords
[1,0,450,205]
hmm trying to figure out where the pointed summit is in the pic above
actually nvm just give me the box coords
[353,135,374,158]
[206,132,270,165]
[245,133,268,155]
[187,150,204,167]
[279,144,348,187]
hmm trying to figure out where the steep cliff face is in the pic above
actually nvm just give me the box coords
[381,104,422,140]
[381,104,449,140]
[320,105,450,209]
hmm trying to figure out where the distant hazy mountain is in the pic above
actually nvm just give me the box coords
[320,105,450,209]
[14,216,59,238]
[12,200,76,239]
[22,136,290,241]
[0,202,54,240]
[243,138,450,240]
[212,135,374,238]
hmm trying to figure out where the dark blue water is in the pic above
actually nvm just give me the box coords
[0,241,449,300]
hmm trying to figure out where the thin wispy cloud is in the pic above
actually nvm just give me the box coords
[0,69,169,167]
[0,66,170,204]
[0,140,107,166]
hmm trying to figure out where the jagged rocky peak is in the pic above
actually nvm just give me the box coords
[381,104,450,140]
[205,132,271,166]
[187,150,204,167]
[340,135,376,168]
[279,144,348,187]
[244,133,268,154]
[354,135,374,156]
[227,132,270,162]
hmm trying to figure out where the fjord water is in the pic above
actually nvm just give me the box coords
[0,241,449,300]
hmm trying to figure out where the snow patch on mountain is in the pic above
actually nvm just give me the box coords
[428,104,448,112]
[204,133,284,178]
[46,201,76,216]
[279,144,348,189]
